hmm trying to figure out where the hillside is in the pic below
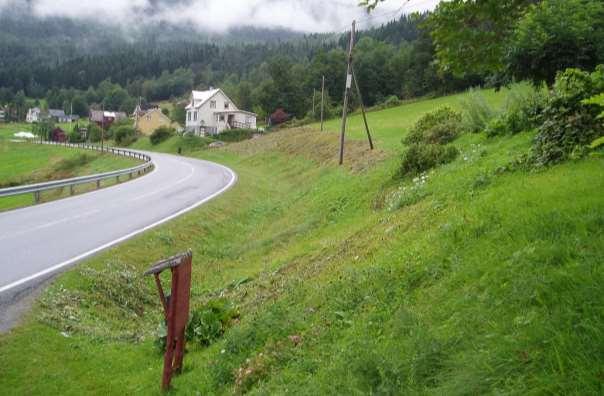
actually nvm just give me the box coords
[0,124,141,211]
[1,87,602,394]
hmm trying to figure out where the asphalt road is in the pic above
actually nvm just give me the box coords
[0,150,236,322]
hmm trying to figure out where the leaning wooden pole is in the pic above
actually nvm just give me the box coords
[339,21,356,165]
[320,75,325,131]
[351,66,374,150]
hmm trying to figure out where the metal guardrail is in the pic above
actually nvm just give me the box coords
[0,140,154,203]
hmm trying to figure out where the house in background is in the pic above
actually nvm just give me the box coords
[26,107,79,123]
[90,110,127,128]
[48,109,70,123]
[26,107,42,123]
[185,88,256,136]
[134,108,179,136]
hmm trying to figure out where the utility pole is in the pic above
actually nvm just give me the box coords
[320,75,325,132]
[339,20,356,165]
[352,67,374,150]
[312,89,316,118]
[101,104,105,152]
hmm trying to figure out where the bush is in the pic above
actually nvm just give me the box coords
[114,125,137,146]
[87,123,102,142]
[460,89,497,133]
[155,299,239,353]
[186,299,239,347]
[150,126,175,145]
[218,128,258,142]
[384,95,402,108]
[399,144,459,176]
[531,67,604,165]
[404,107,462,145]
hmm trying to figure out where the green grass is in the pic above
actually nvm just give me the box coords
[0,123,142,211]
[0,88,602,395]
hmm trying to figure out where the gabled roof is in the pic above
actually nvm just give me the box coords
[48,109,66,117]
[141,108,171,121]
[186,88,221,110]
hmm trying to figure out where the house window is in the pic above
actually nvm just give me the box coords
[210,101,216,109]
[219,115,225,122]
[146,115,151,121]
[224,102,230,109]
[187,111,191,121]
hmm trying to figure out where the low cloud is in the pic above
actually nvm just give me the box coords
[1,0,440,33]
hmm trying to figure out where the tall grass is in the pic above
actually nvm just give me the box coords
[460,88,498,133]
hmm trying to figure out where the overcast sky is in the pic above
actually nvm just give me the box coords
[0,0,441,32]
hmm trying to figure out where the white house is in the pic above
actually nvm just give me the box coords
[185,88,256,136]
[26,107,42,123]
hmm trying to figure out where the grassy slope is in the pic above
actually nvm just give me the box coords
[0,123,141,210]
[0,89,603,395]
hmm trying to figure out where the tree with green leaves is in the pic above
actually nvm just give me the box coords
[506,0,604,85]
[425,0,536,77]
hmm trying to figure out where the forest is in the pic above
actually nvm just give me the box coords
[0,10,480,123]
[1,0,603,124]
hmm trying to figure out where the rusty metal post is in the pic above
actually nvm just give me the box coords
[145,251,193,391]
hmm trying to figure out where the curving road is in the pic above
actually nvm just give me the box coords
[0,150,236,307]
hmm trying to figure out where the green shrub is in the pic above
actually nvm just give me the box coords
[68,130,84,143]
[531,67,604,165]
[87,123,102,143]
[583,93,604,119]
[460,89,497,133]
[486,86,548,137]
[186,299,239,347]
[383,95,402,108]
[114,125,137,146]
[399,144,459,176]
[404,107,462,145]
[218,128,258,142]
[155,299,239,353]
[150,126,175,145]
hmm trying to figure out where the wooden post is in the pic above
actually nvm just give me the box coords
[145,252,193,391]
[312,88,316,118]
[351,67,374,150]
[320,75,325,132]
[339,21,356,165]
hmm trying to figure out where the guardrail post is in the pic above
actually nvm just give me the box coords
[96,180,101,189]
[129,172,133,180]
[116,175,120,183]
[70,185,75,196]
[34,191,40,204]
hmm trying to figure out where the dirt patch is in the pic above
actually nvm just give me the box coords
[225,127,387,173]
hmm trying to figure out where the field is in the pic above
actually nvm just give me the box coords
[0,123,142,211]
[0,88,602,394]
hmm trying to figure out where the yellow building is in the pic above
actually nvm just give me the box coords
[135,108,178,136]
